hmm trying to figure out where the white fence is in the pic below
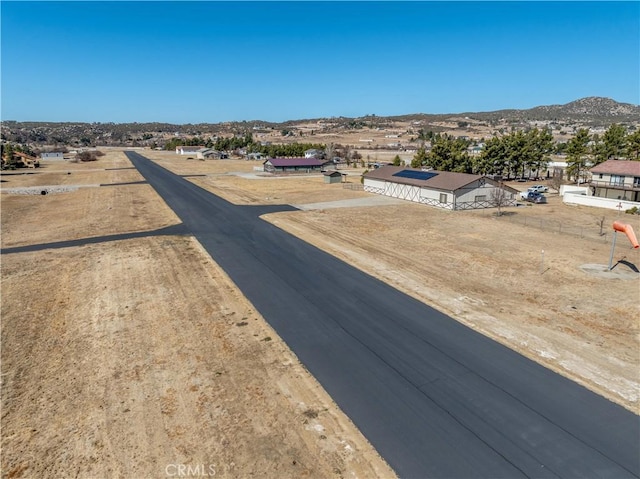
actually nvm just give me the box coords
[559,185,588,196]
[563,191,639,211]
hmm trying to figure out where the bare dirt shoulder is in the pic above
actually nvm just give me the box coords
[1,154,395,478]
[263,202,639,412]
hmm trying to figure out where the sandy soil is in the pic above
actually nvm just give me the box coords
[1,152,395,478]
[2,150,638,477]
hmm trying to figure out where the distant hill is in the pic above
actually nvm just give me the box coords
[526,97,640,119]
[454,97,640,124]
[2,97,638,148]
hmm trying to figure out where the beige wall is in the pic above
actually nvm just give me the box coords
[592,172,638,189]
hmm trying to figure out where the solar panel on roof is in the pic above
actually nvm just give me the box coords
[392,170,438,181]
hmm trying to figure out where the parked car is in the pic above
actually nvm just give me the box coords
[528,185,548,193]
[520,190,535,200]
[524,191,546,203]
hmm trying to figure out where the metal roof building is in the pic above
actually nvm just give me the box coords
[363,165,518,210]
[263,157,329,173]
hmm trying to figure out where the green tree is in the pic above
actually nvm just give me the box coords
[425,134,471,173]
[626,130,640,160]
[164,138,184,151]
[601,123,627,161]
[566,129,591,183]
[1,143,16,169]
[591,134,604,165]
[475,135,508,176]
[555,142,568,154]
[411,147,428,168]
[526,128,553,179]
[416,129,434,147]
[392,154,402,166]
[505,130,528,179]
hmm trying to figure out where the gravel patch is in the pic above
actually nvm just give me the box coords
[1,184,100,195]
[579,263,640,279]
[294,195,406,211]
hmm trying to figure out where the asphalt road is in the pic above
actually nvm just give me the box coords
[126,152,639,479]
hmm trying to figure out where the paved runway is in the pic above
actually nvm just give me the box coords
[126,152,639,478]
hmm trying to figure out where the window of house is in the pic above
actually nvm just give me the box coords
[598,173,603,179]
[634,177,640,187]
[610,175,625,186]
[475,195,487,202]
[439,193,447,203]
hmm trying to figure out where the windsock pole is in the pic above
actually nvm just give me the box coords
[608,222,639,270]
[608,231,618,271]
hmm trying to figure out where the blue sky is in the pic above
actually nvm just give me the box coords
[2,1,638,124]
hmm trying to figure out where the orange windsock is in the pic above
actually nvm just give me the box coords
[613,221,640,248]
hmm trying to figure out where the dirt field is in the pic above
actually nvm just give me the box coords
[2,150,639,477]
[1,152,395,479]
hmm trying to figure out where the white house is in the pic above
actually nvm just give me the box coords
[40,152,64,160]
[176,146,205,155]
[363,165,518,210]
[545,160,568,179]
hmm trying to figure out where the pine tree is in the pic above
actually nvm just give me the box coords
[566,129,591,183]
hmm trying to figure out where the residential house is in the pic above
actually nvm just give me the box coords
[247,152,264,161]
[40,152,64,160]
[589,160,640,203]
[196,148,228,160]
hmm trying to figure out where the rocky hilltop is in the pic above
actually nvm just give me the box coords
[445,97,640,124]
[527,97,640,119]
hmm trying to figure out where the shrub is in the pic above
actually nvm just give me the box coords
[625,206,639,215]
[77,150,104,162]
